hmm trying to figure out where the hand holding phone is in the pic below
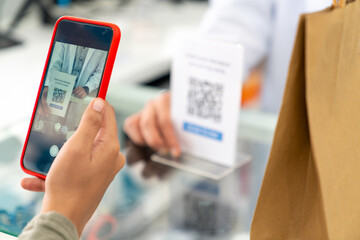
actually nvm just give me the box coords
[21,16,121,178]
[22,98,125,236]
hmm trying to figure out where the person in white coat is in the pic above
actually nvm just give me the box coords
[37,42,107,131]
[46,42,107,98]
[123,0,332,157]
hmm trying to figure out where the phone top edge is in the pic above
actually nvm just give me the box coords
[57,16,121,34]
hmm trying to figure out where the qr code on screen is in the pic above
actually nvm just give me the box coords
[52,87,67,104]
[187,77,223,123]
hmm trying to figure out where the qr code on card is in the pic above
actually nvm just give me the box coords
[187,77,223,123]
[52,87,66,104]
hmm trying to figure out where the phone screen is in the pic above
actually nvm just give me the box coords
[23,20,113,175]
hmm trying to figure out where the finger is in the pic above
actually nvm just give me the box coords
[71,98,106,148]
[124,113,146,145]
[154,94,181,157]
[92,104,122,166]
[95,103,118,139]
[21,178,45,192]
[92,104,119,153]
[74,88,82,96]
[45,105,50,114]
[43,87,48,98]
[142,160,155,179]
[38,101,48,116]
[139,101,166,151]
[41,96,46,105]
[125,143,149,165]
[43,102,50,115]
[41,102,49,116]
[38,105,44,115]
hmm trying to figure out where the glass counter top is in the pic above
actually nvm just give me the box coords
[0,84,276,239]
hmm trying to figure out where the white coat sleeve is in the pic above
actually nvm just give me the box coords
[198,0,276,80]
[84,51,106,93]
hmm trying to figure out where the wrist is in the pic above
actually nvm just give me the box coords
[41,196,85,236]
[83,86,89,95]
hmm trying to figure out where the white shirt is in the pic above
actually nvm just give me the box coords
[198,0,331,113]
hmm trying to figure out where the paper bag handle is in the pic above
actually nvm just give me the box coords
[333,0,356,8]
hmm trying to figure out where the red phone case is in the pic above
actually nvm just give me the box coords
[20,16,121,179]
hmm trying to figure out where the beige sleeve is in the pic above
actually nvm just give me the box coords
[18,212,78,240]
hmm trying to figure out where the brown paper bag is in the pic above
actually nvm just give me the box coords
[250,1,360,239]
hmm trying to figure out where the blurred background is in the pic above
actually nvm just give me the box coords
[0,0,262,128]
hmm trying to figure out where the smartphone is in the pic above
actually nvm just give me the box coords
[20,16,121,179]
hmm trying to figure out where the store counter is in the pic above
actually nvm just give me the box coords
[0,83,277,240]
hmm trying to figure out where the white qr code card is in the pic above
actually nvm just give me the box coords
[171,38,243,166]
[47,70,76,118]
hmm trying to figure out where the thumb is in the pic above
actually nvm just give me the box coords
[21,178,45,192]
[71,98,106,148]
